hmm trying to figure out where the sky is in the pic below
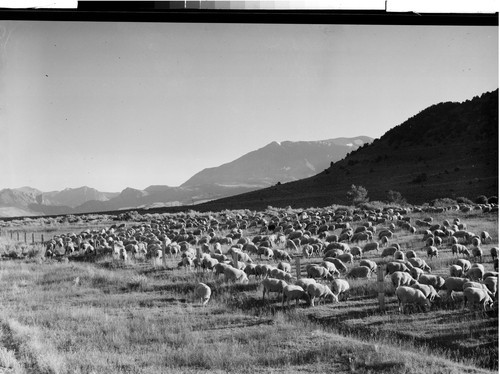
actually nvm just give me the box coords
[0,21,497,192]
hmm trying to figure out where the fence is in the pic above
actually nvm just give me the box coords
[0,230,46,245]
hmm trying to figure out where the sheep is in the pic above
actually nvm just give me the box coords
[483,276,498,299]
[418,274,445,290]
[237,251,253,263]
[244,263,258,278]
[224,267,249,284]
[463,287,494,311]
[359,259,377,273]
[426,246,438,259]
[277,261,292,273]
[258,246,274,260]
[302,244,314,258]
[394,250,405,261]
[455,259,472,273]
[410,267,424,281]
[465,266,484,281]
[282,285,310,307]
[490,247,498,261]
[214,262,230,277]
[336,253,354,264]
[385,262,410,276]
[347,266,372,279]
[471,246,483,262]
[306,283,338,306]
[391,271,417,288]
[331,279,350,301]
[408,257,431,272]
[449,264,463,278]
[395,286,431,313]
[262,278,287,300]
[410,283,440,302]
[306,264,334,281]
[463,281,494,298]
[270,268,295,283]
[380,246,398,258]
[363,242,379,253]
[323,257,348,274]
[444,277,469,300]
[350,246,363,258]
[451,244,467,256]
[320,261,340,277]
[194,282,211,306]
[295,278,317,290]
[273,248,292,262]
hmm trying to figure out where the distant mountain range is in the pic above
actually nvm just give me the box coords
[192,89,498,211]
[0,136,372,217]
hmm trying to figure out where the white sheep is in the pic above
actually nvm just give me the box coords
[395,286,431,313]
[408,257,431,272]
[449,264,463,278]
[483,276,498,299]
[262,278,287,300]
[443,277,468,300]
[306,264,334,281]
[282,285,310,307]
[385,262,410,276]
[418,274,445,290]
[347,266,372,279]
[194,282,211,306]
[391,271,417,288]
[359,259,377,274]
[295,278,317,290]
[410,283,440,302]
[323,257,348,274]
[410,267,424,281]
[306,283,338,306]
[223,267,249,284]
[463,287,494,311]
[331,279,350,301]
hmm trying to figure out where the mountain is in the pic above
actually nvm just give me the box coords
[182,137,372,188]
[41,186,119,208]
[192,90,499,211]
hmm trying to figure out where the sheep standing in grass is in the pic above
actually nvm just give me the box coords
[426,246,438,259]
[455,259,472,273]
[395,286,431,313]
[466,265,484,281]
[490,247,498,261]
[306,283,338,306]
[262,278,287,301]
[463,281,494,298]
[282,285,310,307]
[363,242,379,254]
[418,274,445,290]
[385,262,410,276]
[391,271,417,288]
[410,267,424,281]
[224,267,249,284]
[331,279,350,301]
[306,264,335,281]
[410,283,440,302]
[463,287,494,311]
[408,257,431,273]
[471,246,483,262]
[194,283,211,306]
[350,246,363,259]
[449,265,463,278]
[483,276,498,299]
[359,259,377,274]
[444,277,468,300]
[347,266,372,279]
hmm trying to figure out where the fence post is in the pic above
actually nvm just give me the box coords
[32,233,35,244]
[10,231,12,239]
[24,232,27,243]
[16,232,19,241]
[295,255,302,279]
[41,234,44,244]
[377,264,385,312]
[162,242,167,267]
[232,252,238,269]
[196,247,201,272]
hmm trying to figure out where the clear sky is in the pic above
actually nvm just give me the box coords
[0,21,497,192]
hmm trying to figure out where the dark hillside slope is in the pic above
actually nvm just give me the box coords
[195,90,498,211]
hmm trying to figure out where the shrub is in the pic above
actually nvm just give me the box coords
[488,196,498,204]
[431,198,457,207]
[346,185,369,206]
[456,196,473,204]
[386,190,407,205]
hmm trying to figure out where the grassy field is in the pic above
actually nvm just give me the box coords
[0,208,497,373]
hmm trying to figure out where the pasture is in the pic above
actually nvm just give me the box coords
[0,204,497,373]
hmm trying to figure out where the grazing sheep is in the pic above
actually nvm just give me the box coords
[418,274,445,290]
[444,277,469,300]
[214,262,230,277]
[490,247,498,261]
[262,278,287,300]
[395,286,431,313]
[363,242,379,253]
[463,287,494,311]
[336,253,354,264]
[244,263,258,278]
[282,285,310,307]
[295,278,317,290]
[471,247,483,262]
[347,266,372,279]
[258,246,274,260]
[302,244,314,258]
[408,257,431,272]
[194,283,211,306]
[359,259,377,274]
[277,261,292,273]
[426,246,438,259]
[483,276,498,299]
[380,246,398,258]
[449,264,463,278]
[306,283,338,306]
[465,266,484,281]
[410,283,440,302]
[273,248,292,262]
[410,267,425,281]
[320,261,340,277]
[385,262,410,276]
[224,267,249,284]
[391,271,417,288]
[394,250,405,261]
[350,246,363,258]
[331,279,350,301]
[306,264,335,281]
[463,281,494,298]
[323,257,348,274]
[451,244,467,256]
[455,259,472,273]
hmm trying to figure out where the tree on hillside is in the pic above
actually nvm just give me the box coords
[387,190,407,205]
[346,185,369,206]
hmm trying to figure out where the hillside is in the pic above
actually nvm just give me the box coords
[193,90,499,211]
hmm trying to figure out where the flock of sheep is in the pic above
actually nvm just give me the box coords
[43,202,498,314]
